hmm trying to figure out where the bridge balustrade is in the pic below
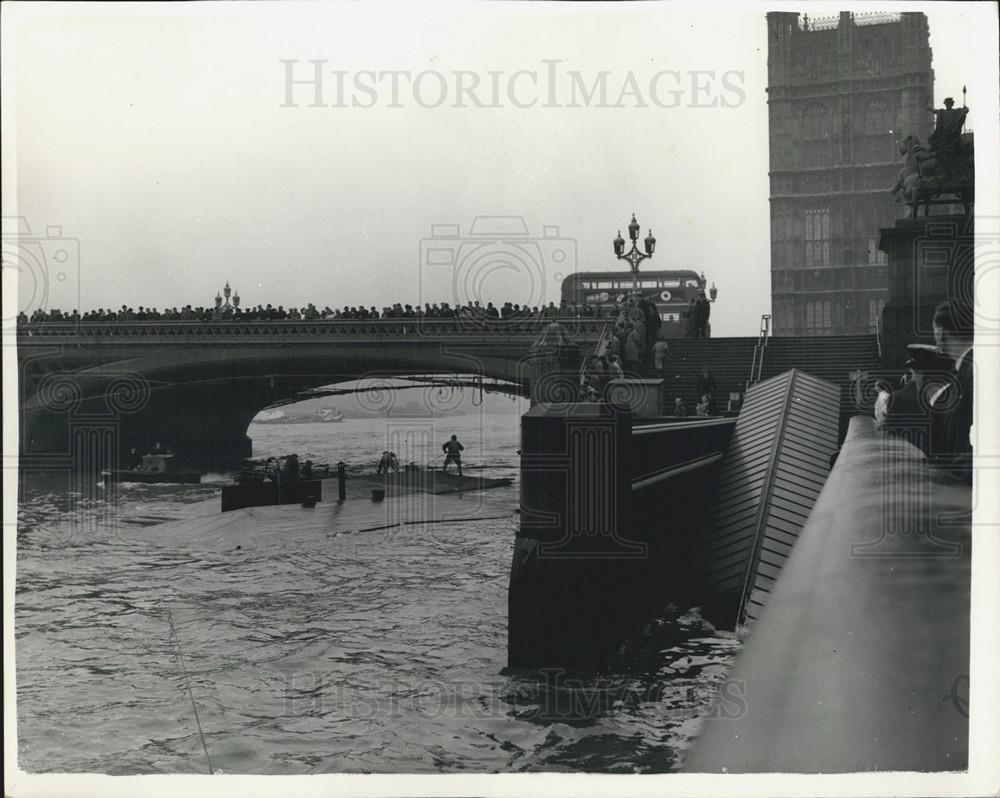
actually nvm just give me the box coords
[686,415,971,772]
[15,316,610,340]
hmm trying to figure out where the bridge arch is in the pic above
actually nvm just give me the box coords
[18,318,603,469]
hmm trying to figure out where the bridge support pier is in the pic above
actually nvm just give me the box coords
[508,403,735,673]
[21,393,256,474]
[121,395,255,471]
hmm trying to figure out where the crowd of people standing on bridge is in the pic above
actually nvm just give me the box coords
[17,298,615,326]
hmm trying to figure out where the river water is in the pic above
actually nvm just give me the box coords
[15,405,741,775]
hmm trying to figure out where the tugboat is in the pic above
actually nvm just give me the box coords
[102,453,201,485]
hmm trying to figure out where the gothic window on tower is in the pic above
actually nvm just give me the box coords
[804,209,831,268]
[860,99,894,161]
[863,100,890,135]
[802,104,830,166]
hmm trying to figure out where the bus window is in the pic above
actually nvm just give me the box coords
[661,278,681,288]
[639,279,659,288]
[685,279,700,288]
[596,280,615,288]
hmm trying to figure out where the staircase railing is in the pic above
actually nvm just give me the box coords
[593,323,612,358]
[746,314,771,391]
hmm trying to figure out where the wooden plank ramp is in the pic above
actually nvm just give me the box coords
[695,368,840,629]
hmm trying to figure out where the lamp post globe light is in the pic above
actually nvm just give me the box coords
[213,281,240,316]
[613,213,656,294]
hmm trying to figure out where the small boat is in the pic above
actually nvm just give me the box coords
[102,454,201,484]
[315,408,344,422]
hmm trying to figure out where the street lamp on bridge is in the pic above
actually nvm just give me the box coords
[214,281,241,312]
[613,213,656,294]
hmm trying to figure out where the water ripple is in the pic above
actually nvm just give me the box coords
[16,415,738,773]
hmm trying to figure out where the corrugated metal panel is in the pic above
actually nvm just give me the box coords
[696,369,840,628]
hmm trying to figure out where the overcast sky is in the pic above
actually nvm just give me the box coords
[3,1,993,336]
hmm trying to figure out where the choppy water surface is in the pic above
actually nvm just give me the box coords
[16,410,740,774]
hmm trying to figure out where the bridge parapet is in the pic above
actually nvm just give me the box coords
[15,317,609,343]
[685,415,971,772]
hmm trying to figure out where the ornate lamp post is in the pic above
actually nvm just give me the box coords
[214,281,240,317]
[613,213,656,294]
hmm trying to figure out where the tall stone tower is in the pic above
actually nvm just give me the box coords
[766,11,934,335]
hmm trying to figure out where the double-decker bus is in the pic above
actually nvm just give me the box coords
[561,269,711,337]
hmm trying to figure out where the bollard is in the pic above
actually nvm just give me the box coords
[337,461,346,502]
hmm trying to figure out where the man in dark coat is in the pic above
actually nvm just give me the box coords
[929,300,974,482]
[639,296,661,349]
[880,344,954,453]
[684,299,698,337]
[442,435,464,476]
[696,291,712,337]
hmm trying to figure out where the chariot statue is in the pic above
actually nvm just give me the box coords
[892,90,974,217]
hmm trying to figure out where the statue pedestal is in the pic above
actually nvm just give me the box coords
[607,378,664,418]
[877,214,973,366]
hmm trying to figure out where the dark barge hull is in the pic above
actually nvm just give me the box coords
[221,480,322,512]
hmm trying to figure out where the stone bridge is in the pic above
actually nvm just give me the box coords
[17,317,605,470]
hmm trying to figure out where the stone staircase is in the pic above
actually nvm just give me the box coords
[643,337,759,412]
[640,334,880,418]
[759,335,880,416]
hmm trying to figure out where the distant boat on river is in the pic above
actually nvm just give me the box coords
[253,408,344,424]
[102,454,201,484]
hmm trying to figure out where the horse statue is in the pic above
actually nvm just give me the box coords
[892,134,973,217]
